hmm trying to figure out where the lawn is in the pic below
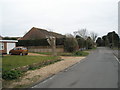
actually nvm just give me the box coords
[2,55,59,71]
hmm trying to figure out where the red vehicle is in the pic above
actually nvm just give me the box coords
[9,47,28,56]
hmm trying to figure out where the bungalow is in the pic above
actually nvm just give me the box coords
[19,27,65,40]
[0,40,18,54]
[18,27,65,53]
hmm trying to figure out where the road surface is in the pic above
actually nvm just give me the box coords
[33,47,119,88]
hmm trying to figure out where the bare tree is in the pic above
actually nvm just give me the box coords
[46,36,57,56]
[90,32,98,42]
[73,28,88,39]
[65,33,74,38]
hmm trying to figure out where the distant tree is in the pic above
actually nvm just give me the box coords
[107,31,119,47]
[74,28,88,39]
[95,31,119,48]
[102,35,109,46]
[96,37,103,46]
[74,29,98,49]
[90,32,98,42]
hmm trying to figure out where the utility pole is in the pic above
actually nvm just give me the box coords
[112,32,114,48]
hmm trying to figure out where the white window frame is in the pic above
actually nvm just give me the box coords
[2,43,4,50]
[0,43,4,50]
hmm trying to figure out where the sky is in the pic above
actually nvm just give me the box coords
[0,0,119,37]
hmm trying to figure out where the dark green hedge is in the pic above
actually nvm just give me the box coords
[2,70,22,80]
[16,38,65,46]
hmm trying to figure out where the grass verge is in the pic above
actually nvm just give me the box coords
[2,55,61,80]
[2,56,59,71]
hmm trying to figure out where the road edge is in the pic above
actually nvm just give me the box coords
[31,58,86,88]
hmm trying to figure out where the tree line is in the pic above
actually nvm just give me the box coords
[64,28,97,52]
[96,31,119,48]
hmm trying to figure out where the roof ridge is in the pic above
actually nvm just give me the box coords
[20,27,65,40]
[32,27,63,36]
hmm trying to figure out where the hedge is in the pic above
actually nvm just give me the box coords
[2,70,22,80]
[16,38,65,46]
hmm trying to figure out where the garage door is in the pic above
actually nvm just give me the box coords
[7,43,15,54]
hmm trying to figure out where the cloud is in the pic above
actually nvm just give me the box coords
[1,0,119,37]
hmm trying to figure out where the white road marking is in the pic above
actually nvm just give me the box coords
[32,75,56,88]
[114,55,120,64]
[42,80,48,83]
[49,76,55,79]
[32,60,85,88]
[32,80,47,88]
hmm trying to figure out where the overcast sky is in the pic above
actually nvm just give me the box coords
[1,0,119,37]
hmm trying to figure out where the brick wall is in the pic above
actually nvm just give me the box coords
[27,46,64,53]
[0,42,7,54]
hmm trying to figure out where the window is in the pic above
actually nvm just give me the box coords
[13,48,18,50]
[0,43,4,50]
[13,48,21,50]
[18,48,22,50]
[22,48,27,50]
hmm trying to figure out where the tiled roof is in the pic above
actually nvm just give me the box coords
[20,27,65,40]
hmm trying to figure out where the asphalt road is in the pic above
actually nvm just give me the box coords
[33,47,119,88]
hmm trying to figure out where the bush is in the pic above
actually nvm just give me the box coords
[76,37,86,48]
[16,38,65,46]
[73,51,89,56]
[16,39,49,46]
[2,70,22,80]
[59,53,73,56]
[28,66,39,70]
[85,37,94,49]
[64,37,79,52]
